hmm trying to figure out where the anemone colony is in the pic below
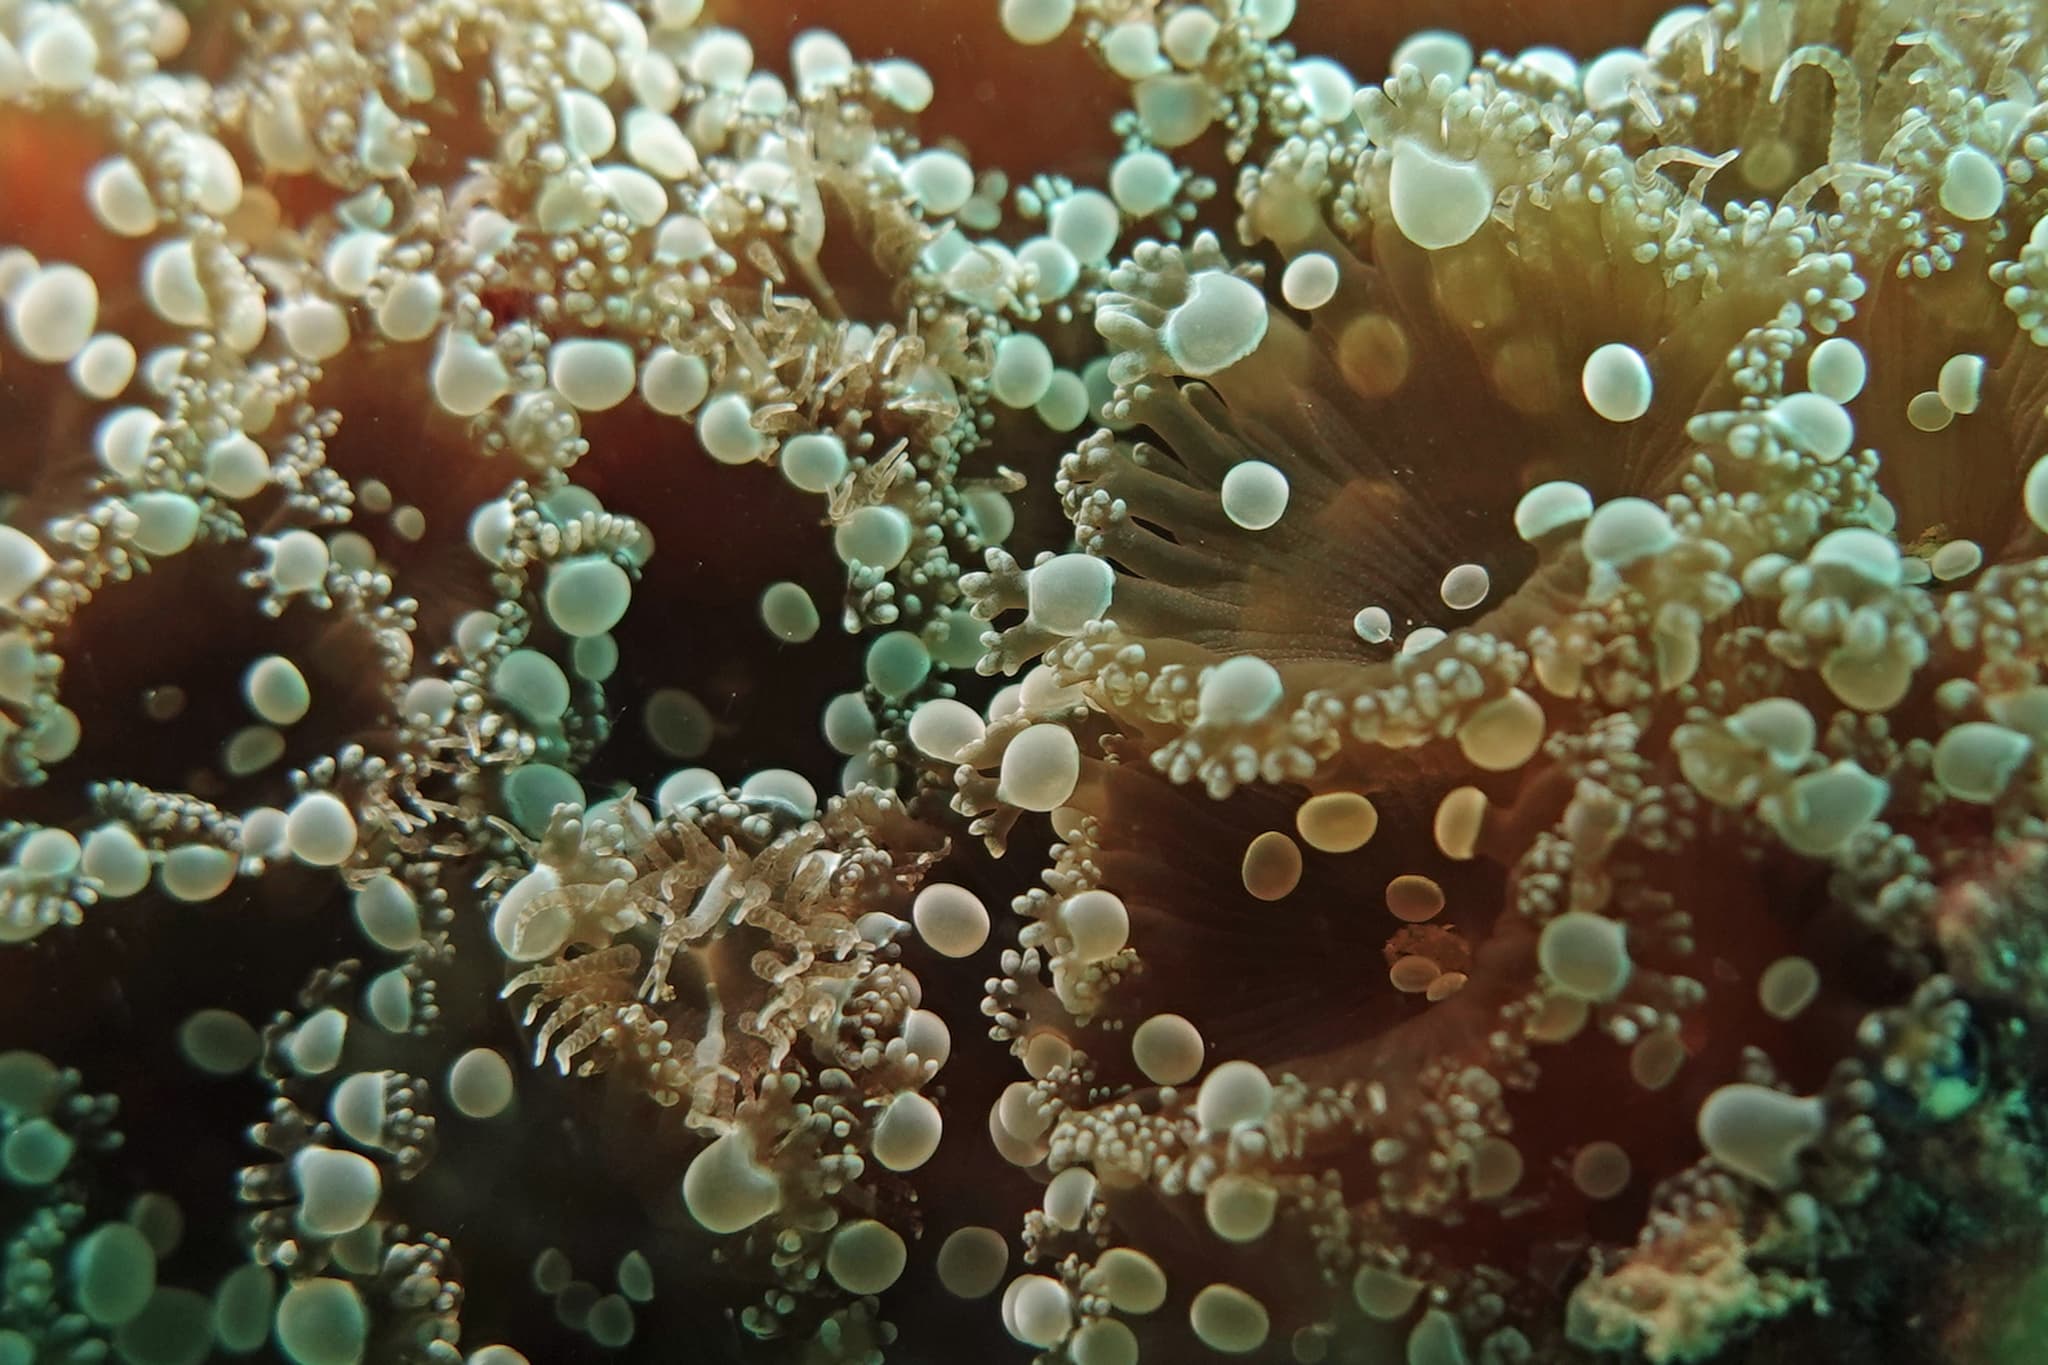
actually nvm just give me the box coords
[13,0,2048,1361]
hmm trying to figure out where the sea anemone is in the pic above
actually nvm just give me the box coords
[7,1,2048,1364]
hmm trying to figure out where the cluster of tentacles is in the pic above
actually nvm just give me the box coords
[8,0,2048,1363]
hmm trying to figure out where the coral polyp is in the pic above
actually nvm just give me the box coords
[7,0,2048,1362]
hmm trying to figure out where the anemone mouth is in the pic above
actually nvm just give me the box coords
[1063,759,1507,1072]
[305,338,509,516]
[3,541,400,812]
[570,404,868,786]
[806,161,942,320]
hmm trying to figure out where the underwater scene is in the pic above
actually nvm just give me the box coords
[5,0,2048,1361]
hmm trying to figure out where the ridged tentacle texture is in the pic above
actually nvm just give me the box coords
[8,1,2048,1364]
